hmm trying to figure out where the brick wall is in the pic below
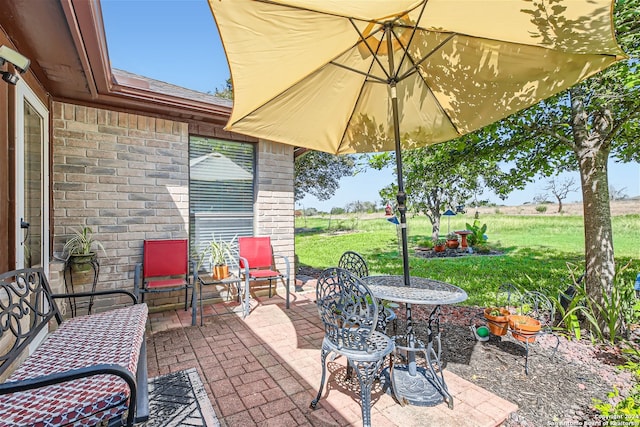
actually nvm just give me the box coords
[51,101,190,312]
[255,140,295,279]
[50,101,296,313]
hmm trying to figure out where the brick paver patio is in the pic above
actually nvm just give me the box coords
[146,290,517,426]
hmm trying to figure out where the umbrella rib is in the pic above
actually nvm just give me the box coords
[396,33,456,82]
[393,0,429,81]
[348,18,392,82]
[328,62,388,84]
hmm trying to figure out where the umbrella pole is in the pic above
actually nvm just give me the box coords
[386,25,411,290]
[391,85,410,289]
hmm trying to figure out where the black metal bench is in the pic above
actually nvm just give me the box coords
[0,268,149,426]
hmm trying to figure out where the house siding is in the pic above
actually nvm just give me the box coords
[255,140,295,274]
[51,101,295,314]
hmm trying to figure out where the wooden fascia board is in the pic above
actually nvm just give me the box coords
[59,0,100,98]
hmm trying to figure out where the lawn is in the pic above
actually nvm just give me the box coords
[295,213,640,306]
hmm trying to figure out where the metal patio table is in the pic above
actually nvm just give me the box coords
[197,273,249,325]
[361,275,467,408]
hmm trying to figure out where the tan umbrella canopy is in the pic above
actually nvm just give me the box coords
[208,0,625,286]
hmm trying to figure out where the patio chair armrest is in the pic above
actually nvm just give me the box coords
[190,259,199,283]
[273,253,291,277]
[51,289,138,305]
[238,256,250,277]
[0,363,136,396]
[134,262,143,299]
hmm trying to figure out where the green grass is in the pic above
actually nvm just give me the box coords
[295,213,640,306]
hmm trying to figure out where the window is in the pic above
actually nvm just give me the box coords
[189,137,255,270]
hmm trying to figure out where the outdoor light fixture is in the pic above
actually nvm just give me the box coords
[0,45,30,86]
[1,71,19,85]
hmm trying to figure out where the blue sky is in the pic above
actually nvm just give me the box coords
[101,0,639,212]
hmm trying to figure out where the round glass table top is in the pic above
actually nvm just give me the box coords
[361,275,468,305]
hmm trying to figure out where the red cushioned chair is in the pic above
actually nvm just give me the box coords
[238,236,290,308]
[134,239,196,317]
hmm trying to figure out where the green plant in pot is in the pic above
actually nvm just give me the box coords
[445,232,459,249]
[483,306,510,336]
[432,238,446,252]
[63,227,105,272]
[199,235,237,280]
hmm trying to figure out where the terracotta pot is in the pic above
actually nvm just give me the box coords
[434,244,446,253]
[213,264,229,280]
[509,315,541,343]
[446,240,459,249]
[484,307,510,336]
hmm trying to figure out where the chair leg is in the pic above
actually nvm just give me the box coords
[310,346,330,409]
[353,359,383,427]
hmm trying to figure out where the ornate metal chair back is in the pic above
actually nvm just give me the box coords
[338,251,369,278]
[520,291,556,328]
[316,267,379,352]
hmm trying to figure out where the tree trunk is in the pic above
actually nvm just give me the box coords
[431,216,441,241]
[571,89,615,311]
[556,196,563,213]
[577,148,615,304]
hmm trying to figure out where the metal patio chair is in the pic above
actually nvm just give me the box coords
[134,239,196,312]
[339,251,397,334]
[238,236,290,305]
[310,267,395,427]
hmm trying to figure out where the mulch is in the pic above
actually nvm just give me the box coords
[297,266,638,427]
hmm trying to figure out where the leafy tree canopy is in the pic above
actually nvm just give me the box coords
[294,151,355,202]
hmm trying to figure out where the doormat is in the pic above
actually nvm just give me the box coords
[141,368,220,427]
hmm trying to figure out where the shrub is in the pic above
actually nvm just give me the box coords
[465,219,488,246]
[536,205,548,213]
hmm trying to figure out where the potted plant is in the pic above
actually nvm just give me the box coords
[446,232,459,249]
[483,306,510,336]
[200,235,237,280]
[432,238,446,253]
[508,314,541,343]
[63,226,105,272]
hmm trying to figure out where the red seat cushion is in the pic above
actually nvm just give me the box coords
[145,278,189,289]
[248,269,282,279]
[1,304,148,427]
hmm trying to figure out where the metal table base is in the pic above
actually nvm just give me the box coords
[362,275,467,409]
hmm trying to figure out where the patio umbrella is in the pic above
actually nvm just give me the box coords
[208,0,625,288]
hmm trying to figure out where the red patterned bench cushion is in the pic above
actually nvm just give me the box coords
[1,303,148,427]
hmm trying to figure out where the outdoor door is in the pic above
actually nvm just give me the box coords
[15,80,49,272]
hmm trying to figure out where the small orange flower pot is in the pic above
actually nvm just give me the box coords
[509,315,541,343]
[213,265,229,280]
[484,307,510,336]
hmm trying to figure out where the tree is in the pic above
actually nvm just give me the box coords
[213,78,233,99]
[543,177,579,213]
[294,151,355,202]
[459,0,639,324]
[609,185,628,200]
[370,146,508,240]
